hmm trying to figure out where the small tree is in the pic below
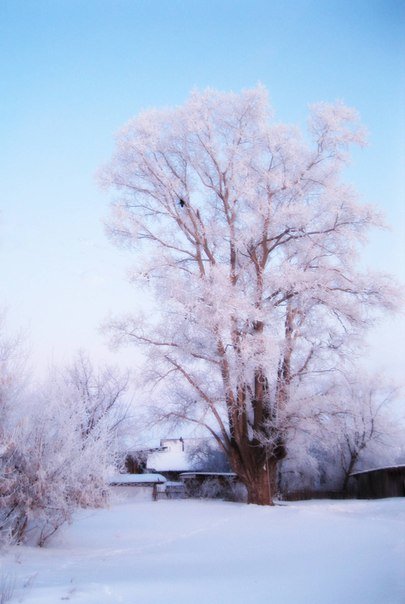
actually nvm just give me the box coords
[101,87,398,505]
[0,312,26,426]
[279,373,403,496]
[330,375,401,493]
[65,351,130,443]
[187,439,231,473]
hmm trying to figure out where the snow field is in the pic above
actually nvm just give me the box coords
[1,498,404,604]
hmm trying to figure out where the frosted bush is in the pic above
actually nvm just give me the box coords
[0,355,128,546]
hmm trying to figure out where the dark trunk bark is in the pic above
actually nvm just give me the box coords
[222,316,287,506]
[245,459,278,505]
[229,439,281,506]
[342,453,358,494]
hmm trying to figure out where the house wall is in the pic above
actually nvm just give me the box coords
[110,485,156,501]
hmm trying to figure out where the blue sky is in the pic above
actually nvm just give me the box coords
[0,0,404,378]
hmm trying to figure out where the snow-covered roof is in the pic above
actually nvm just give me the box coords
[110,473,166,485]
[146,439,193,472]
[180,472,237,477]
[349,464,405,477]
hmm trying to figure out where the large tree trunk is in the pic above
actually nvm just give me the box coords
[244,459,278,505]
[229,439,281,506]
[224,361,286,506]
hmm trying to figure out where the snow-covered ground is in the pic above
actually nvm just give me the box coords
[1,498,404,603]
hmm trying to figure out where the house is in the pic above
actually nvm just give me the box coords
[349,465,405,499]
[124,438,190,478]
[126,437,225,480]
[123,437,235,499]
[146,438,193,480]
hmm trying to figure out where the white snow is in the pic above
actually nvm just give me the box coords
[1,498,404,603]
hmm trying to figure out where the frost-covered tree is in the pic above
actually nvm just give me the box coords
[279,374,402,496]
[187,439,231,473]
[65,351,130,443]
[100,86,398,505]
[0,356,129,546]
[0,313,26,427]
[328,374,401,493]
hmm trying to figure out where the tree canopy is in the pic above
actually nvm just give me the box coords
[101,86,398,504]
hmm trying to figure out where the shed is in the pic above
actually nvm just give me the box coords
[110,473,166,501]
[349,465,405,499]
